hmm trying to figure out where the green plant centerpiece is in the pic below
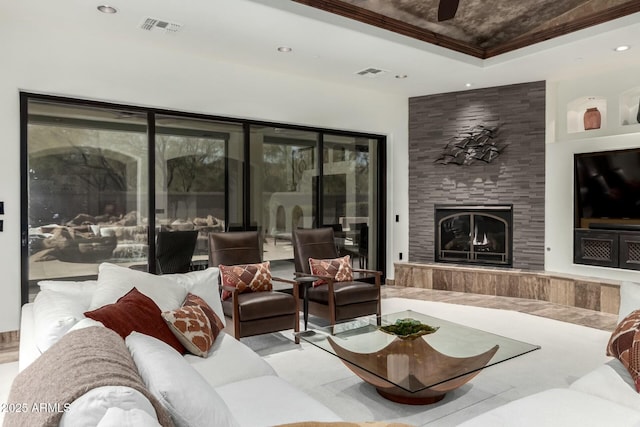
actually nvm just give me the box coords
[379,318,439,340]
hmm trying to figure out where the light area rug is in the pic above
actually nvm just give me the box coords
[253,297,613,427]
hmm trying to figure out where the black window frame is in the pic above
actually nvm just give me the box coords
[20,92,387,304]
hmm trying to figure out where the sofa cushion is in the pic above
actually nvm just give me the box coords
[96,407,161,427]
[220,261,272,301]
[570,359,640,411]
[38,279,97,295]
[607,309,640,392]
[90,262,187,312]
[85,288,185,354]
[309,255,353,287]
[33,288,93,353]
[184,332,276,388]
[162,305,213,357]
[126,331,239,427]
[215,375,341,426]
[60,386,159,427]
[456,388,640,427]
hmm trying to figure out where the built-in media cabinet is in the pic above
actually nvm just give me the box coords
[573,147,640,271]
[574,224,640,271]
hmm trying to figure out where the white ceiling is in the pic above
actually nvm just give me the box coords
[5,0,640,97]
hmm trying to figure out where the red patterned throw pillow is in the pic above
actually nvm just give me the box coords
[607,309,640,392]
[84,287,186,354]
[219,261,272,301]
[308,255,353,287]
[162,305,213,357]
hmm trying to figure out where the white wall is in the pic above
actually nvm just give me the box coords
[0,20,409,332]
[545,70,640,282]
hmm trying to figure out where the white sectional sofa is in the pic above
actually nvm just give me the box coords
[459,280,640,427]
[14,264,341,427]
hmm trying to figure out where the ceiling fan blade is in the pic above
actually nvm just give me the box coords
[438,0,460,21]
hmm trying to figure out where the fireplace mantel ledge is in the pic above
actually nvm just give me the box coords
[392,262,621,314]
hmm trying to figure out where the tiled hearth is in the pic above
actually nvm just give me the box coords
[392,262,620,315]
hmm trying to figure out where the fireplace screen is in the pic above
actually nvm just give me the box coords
[435,205,512,266]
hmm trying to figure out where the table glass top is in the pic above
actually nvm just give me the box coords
[298,310,540,393]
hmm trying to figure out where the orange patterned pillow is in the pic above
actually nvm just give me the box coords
[308,255,353,287]
[607,309,640,392]
[219,261,272,301]
[162,305,213,357]
[182,293,224,340]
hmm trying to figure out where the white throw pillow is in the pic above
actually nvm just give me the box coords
[97,407,161,427]
[66,317,105,333]
[60,386,159,427]
[89,263,187,312]
[125,332,239,427]
[162,267,224,326]
[33,289,92,353]
[618,281,640,323]
[38,280,97,295]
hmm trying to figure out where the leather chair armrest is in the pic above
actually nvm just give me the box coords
[352,268,382,276]
[294,272,335,283]
[352,269,382,283]
[271,276,300,300]
[271,276,296,285]
[221,284,240,294]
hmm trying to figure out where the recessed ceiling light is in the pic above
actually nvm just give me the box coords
[97,5,118,13]
[465,83,472,87]
[614,45,630,52]
[277,46,292,53]
[395,74,408,79]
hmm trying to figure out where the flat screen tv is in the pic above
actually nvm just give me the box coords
[575,148,640,227]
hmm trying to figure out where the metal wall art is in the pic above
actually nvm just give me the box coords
[435,125,506,165]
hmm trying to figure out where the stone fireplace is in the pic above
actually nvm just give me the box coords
[409,81,545,270]
[435,205,513,266]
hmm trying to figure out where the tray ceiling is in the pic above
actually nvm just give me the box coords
[292,0,640,58]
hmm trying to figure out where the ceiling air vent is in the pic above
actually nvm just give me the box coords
[140,17,182,34]
[355,67,388,78]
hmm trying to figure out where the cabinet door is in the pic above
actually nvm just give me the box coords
[574,229,619,267]
[619,233,640,271]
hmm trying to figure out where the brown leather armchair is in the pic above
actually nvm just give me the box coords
[292,227,381,329]
[209,231,299,343]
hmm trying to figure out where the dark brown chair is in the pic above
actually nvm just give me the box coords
[209,231,299,343]
[292,227,381,329]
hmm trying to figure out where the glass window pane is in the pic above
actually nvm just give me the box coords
[155,115,244,270]
[250,126,319,278]
[27,100,148,300]
[322,135,378,269]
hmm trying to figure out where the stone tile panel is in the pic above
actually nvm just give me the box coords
[408,81,546,270]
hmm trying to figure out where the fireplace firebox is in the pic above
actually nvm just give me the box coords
[435,205,513,266]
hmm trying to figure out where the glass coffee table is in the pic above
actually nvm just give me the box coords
[298,310,540,405]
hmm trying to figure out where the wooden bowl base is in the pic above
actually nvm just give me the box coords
[376,389,446,405]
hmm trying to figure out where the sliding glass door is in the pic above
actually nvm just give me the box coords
[322,135,379,269]
[26,99,149,300]
[154,115,244,270]
[249,126,319,277]
[22,93,386,303]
